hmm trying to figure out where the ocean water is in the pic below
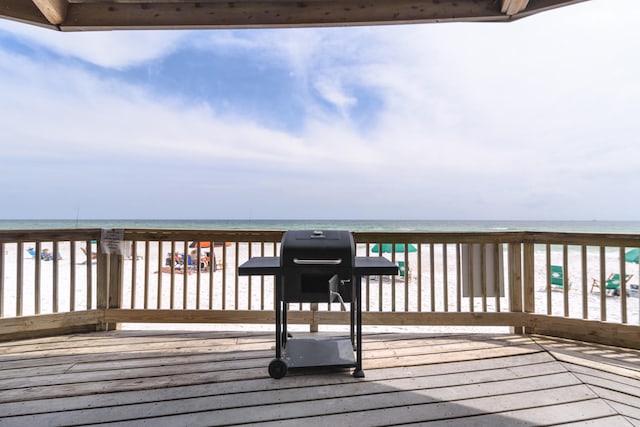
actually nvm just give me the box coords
[1,219,640,234]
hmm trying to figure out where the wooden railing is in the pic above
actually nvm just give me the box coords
[1,229,639,348]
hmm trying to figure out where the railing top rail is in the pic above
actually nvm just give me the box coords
[3,228,640,247]
[521,231,640,247]
[354,231,526,244]
[0,228,102,243]
[123,229,285,242]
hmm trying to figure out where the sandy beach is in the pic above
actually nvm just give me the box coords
[1,241,639,332]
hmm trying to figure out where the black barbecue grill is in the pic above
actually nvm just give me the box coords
[238,230,397,379]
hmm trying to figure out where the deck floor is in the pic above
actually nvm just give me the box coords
[0,329,639,426]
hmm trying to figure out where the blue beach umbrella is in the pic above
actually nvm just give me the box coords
[625,248,639,264]
[371,243,417,253]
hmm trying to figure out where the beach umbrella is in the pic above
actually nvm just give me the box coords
[625,248,639,264]
[189,241,231,249]
[371,243,417,253]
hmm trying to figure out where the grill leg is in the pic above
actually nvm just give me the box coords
[353,274,365,378]
[275,276,283,359]
[350,282,356,349]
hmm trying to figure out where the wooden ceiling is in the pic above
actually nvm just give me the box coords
[0,0,587,31]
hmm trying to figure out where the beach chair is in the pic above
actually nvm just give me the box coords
[549,265,570,290]
[397,261,411,280]
[590,273,633,296]
[80,247,97,264]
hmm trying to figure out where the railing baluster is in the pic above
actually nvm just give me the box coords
[523,242,535,320]
[467,245,474,313]
[235,242,240,310]
[417,243,422,313]
[248,241,253,310]
[377,242,383,312]
[209,240,215,310]
[620,247,627,324]
[157,241,163,309]
[493,243,500,312]
[429,243,435,312]
[130,241,137,309]
[195,243,201,310]
[260,242,265,311]
[53,241,59,313]
[443,243,449,313]
[183,241,188,310]
[222,243,227,310]
[545,244,552,315]
[85,240,92,310]
[35,242,42,313]
[0,242,4,318]
[456,244,461,313]
[391,246,396,312]
[169,241,175,309]
[403,243,409,312]
[365,243,371,312]
[142,241,149,310]
[480,244,487,312]
[581,245,588,319]
[17,242,23,316]
[70,241,76,312]
[563,244,569,317]
[599,246,606,321]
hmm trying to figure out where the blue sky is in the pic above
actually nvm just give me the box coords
[1,0,639,221]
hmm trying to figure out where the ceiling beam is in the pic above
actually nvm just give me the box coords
[502,0,530,16]
[0,0,590,31]
[32,0,68,25]
[0,0,55,28]
[59,0,508,31]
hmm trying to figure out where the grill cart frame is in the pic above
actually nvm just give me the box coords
[238,230,397,379]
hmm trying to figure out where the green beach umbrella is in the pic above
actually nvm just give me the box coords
[371,243,417,253]
[625,248,639,264]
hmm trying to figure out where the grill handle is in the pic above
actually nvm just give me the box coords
[293,258,342,265]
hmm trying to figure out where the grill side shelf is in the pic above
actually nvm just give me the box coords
[238,256,280,276]
[238,256,399,276]
[354,256,398,276]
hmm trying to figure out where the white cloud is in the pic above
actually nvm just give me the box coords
[2,0,640,219]
[0,19,186,68]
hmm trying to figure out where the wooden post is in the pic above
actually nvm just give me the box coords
[97,251,124,331]
[96,252,109,330]
[109,252,124,329]
[508,242,523,334]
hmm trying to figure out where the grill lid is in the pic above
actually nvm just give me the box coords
[280,230,355,268]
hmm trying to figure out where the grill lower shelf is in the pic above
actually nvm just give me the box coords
[283,337,356,369]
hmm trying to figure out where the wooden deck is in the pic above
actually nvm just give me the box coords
[0,329,639,426]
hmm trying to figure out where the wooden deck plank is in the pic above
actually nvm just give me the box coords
[414,402,625,427]
[0,362,567,416]
[564,363,640,389]
[0,331,638,426]
[574,372,640,400]
[83,385,600,427]
[0,335,542,393]
[0,372,586,426]
[533,334,640,374]
[0,355,558,410]
[0,360,569,420]
[557,416,639,427]
[588,386,640,418]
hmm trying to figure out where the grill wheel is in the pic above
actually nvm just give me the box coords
[268,358,288,379]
